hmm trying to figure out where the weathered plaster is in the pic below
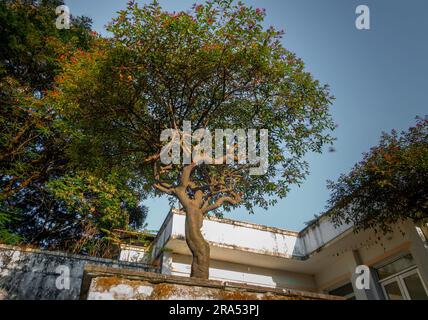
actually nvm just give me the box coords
[83,265,343,300]
[0,244,158,300]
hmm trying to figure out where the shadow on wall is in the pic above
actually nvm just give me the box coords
[0,244,158,300]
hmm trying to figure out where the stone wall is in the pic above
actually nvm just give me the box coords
[0,244,158,300]
[82,265,343,300]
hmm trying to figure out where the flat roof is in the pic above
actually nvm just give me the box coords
[172,208,300,237]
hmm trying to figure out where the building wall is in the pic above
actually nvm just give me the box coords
[119,245,149,264]
[313,221,428,300]
[148,211,428,300]
[168,253,317,292]
[168,212,303,258]
[83,265,340,300]
[298,216,353,256]
[0,244,158,300]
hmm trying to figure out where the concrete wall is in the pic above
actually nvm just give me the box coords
[298,216,353,256]
[119,245,149,264]
[169,254,317,292]
[150,211,318,291]
[153,209,355,261]
[82,265,341,300]
[148,211,427,300]
[313,222,421,300]
[151,211,174,260]
[175,213,303,257]
[169,211,304,258]
[0,244,158,300]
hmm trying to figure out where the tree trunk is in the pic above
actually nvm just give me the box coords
[184,207,210,279]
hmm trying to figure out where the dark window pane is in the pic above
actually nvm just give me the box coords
[403,273,428,300]
[384,281,404,300]
[377,254,415,280]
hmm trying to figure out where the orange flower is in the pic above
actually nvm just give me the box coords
[50,90,59,98]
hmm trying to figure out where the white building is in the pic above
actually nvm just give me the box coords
[120,209,428,300]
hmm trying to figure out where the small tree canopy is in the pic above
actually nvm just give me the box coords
[327,117,428,234]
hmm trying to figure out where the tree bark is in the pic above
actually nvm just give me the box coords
[184,207,210,279]
[154,163,240,280]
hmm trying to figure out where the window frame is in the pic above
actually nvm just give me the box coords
[374,252,415,281]
[379,265,428,300]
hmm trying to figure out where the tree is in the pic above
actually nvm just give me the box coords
[0,0,147,253]
[0,0,92,91]
[41,169,148,256]
[0,0,92,202]
[327,117,428,234]
[55,0,335,278]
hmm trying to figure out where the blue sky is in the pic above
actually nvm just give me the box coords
[66,0,428,232]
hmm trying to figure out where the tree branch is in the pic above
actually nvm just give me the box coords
[202,191,242,213]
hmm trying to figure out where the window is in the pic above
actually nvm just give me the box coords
[377,254,428,300]
[383,281,403,300]
[377,253,415,280]
[328,282,356,300]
